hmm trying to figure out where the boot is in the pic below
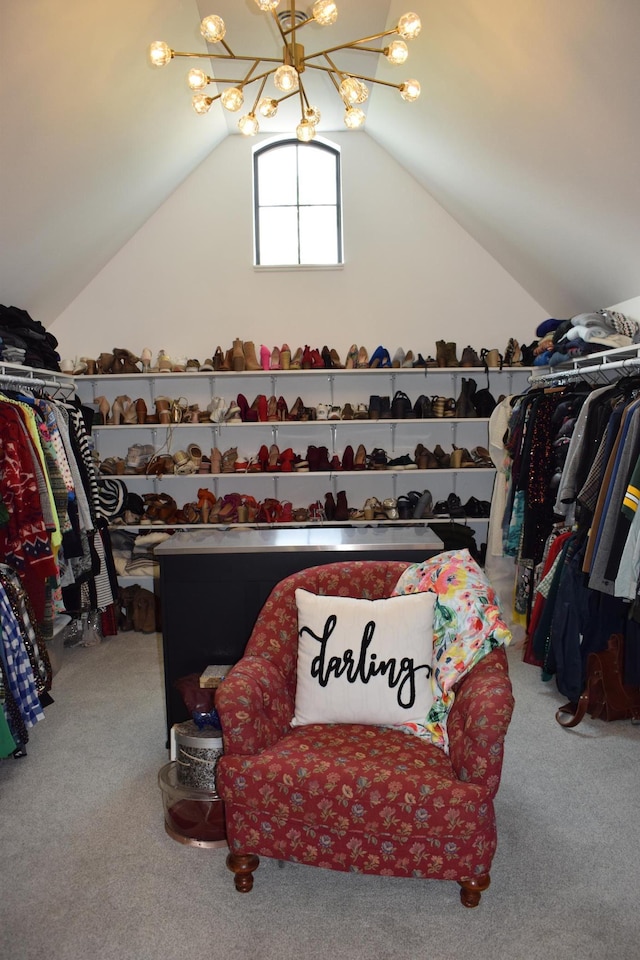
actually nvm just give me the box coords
[334,491,349,521]
[243,341,262,371]
[222,348,233,372]
[232,338,245,372]
[460,345,480,367]
[454,378,477,418]
[445,342,458,367]
[132,587,157,633]
[436,339,448,368]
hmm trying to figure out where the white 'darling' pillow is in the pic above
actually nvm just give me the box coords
[292,589,436,728]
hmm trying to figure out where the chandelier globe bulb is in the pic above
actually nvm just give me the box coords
[200,15,226,43]
[148,41,173,67]
[397,12,421,41]
[221,87,245,111]
[192,93,213,115]
[312,1,338,26]
[297,119,317,142]
[386,40,408,65]
[238,113,260,136]
[258,98,279,119]
[254,0,281,11]
[344,106,365,130]
[400,79,421,102]
[187,68,208,91]
[274,64,299,93]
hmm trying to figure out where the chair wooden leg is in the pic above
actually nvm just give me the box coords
[226,852,260,892]
[458,874,490,907]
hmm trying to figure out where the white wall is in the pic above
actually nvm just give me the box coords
[51,132,547,362]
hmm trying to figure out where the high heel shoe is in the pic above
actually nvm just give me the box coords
[267,444,280,471]
[270,346,281,370]
[94,396,110,424]
[289,347,303,369]
[345,344,358,369]
[353,444,367,469]
[210,447,222,474]
[356,346,369,368]
[260,345,271,370]
[280,344,291,370]
[111,395,133,425]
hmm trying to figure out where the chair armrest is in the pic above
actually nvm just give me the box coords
[447,647,515,797]
[216,656,294,756]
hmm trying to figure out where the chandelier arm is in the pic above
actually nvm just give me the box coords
[250,75,270,114]
[269,7,289,45]
[173,51,283,66]
[280,16,314,36]
[303,30,398,64]
[304,62,404,91]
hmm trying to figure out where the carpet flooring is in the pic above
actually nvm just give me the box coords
[1,630,640,960]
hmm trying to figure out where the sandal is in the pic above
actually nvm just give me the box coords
[383,497,399,520]
[173,450,197,475]
[187,444,202,471]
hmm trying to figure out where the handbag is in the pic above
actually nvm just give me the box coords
[391,390,412,419]
[556,634,640,728]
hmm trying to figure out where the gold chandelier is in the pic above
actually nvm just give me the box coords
[148,1,422,141]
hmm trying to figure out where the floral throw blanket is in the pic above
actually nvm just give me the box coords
[392,549,512,752]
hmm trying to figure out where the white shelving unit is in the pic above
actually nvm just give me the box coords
[75,365,533,537]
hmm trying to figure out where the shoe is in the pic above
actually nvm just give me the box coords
[450,447,474,469]
[356,346,369,368]
[321,346,333,368]
[113,348,141,374]
[391,347,405,368]
[173,450,197,475]
[334,491,349,521]
[383,497,398,520]
[368,396,381,420]
[504,338,523,366]
[369,448,388,470]
[342,445,354,470]
[270,346,281,370]
[460,345,481,367]
[387,455,416,470]
[210,448,222,474]
[156,350,172,373]
[341,403,354,420]
[368,345,391,368]
[221,447,238,473]
[289,347,303,369]
[280,344,291,370]
[354,444,367,469]
[96,352,114,374]
[140,347,153,372]
[433,444,451,468]
[447,493,465,518]
[243,341,262,371]
[94,396,110,424]
[229,339,244,372]
[436,340,448,368]
[402,350,415,368]
[330,348,343,369]
[454,378,478,418]
[481,347,503,369]
[345,344,358,369]
[324,492,336,520]
[111,395,134,425]
[391,390,412,419]
[444,342,458,367]
[412,490,434,519]
[414,444,437,469]
[187,443,202,470]
[470,446,493,466]
[412,395,432,418]
[135,398,148,424]
[432,396,446,418]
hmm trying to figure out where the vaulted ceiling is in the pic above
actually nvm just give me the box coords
[2,0,640,326]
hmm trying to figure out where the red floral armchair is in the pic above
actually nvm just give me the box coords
[216,560,514,907]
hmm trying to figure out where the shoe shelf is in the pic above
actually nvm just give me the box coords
[75,366,528,544]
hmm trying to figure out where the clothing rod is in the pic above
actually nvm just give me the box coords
[530,355,640,385]
[0,373,74,394]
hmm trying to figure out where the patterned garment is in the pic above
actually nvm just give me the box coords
[392,550,512,752]
[0,581,45,730]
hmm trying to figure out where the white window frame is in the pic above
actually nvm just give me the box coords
[252,136,344,269]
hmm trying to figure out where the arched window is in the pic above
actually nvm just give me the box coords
[253,138,343,267]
